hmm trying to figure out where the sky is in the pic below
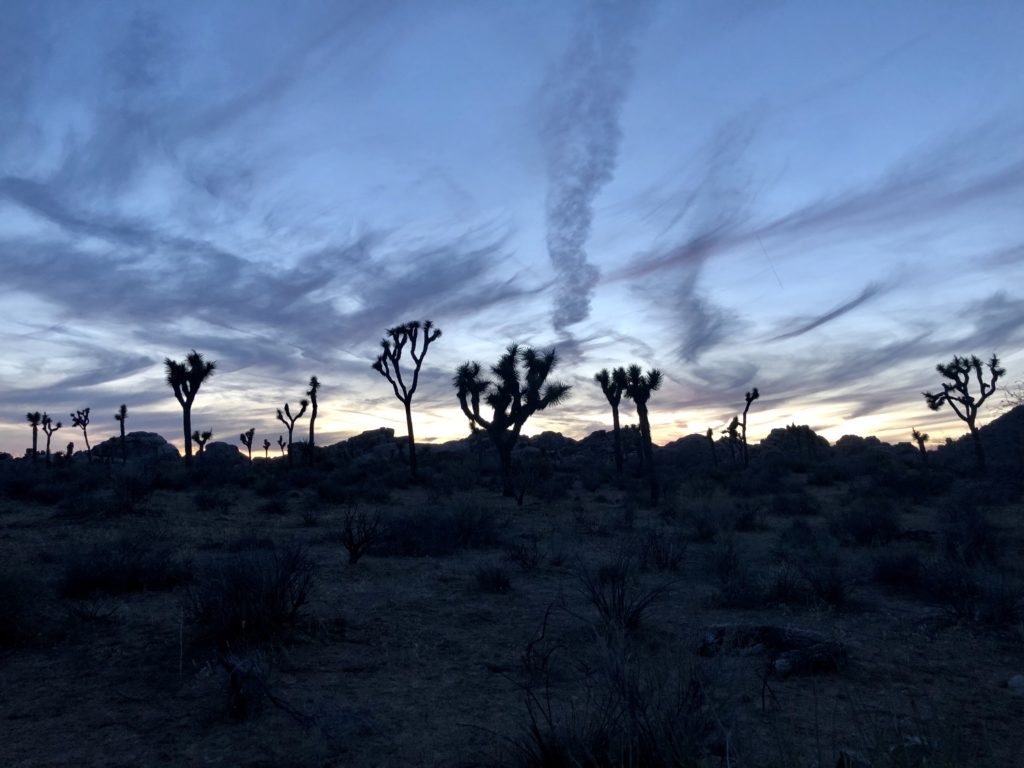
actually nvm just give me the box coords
[1,0,1022,457]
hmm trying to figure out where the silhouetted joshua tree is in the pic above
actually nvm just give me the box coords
[26,411,41,462]
[276,399,308,466]
[277,435,286,456]
[740,387,759,469]
[263,438,271,459]
[240,428,255,463]
[624,365,662,503]
[911,428,929,467]
[373,320,442,481]
[454,344,571,498]
[306,376,321,463]
[723,417,740,464]
[191,429,212,457]
[165,350,217,463]
[71,408,92,462]
[114,404,128,464]
[923,353,1004,473]
[706,427,718,467]
[41,413,62,464]
[594,366,627,479]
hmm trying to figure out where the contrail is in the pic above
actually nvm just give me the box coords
[542,0,648,330]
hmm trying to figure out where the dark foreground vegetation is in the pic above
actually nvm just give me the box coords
[1,404,1023,767]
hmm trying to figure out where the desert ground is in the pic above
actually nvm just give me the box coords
[1,418,1023,767]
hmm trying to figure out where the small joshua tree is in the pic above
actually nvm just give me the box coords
[191,429,212,458]
[262,438,271,459]
[454,344,571,498]
[923,353,1004,473]
[594,367,627,479]
[71,408,92,462]
[706,427,718,467]
[240,428,255,463]
[41,413,62,464]
[114,404,128,464]
[911,428,929,467]
[623,365,663,503]
[372,320,442,480]
[165,349,217,463]
[306,376,321,463]
[276,399,308,466]
[740,387,759,469]
[277,435,286,456]
[26,411,41,462]
[723,417,740,464]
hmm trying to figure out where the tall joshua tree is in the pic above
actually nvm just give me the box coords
[26,411,41,462]
[594,367,627,479]
[263,438,271,459]
[306,376,321,462]
[624,365,662,503]
[71,408,92,462]
[114,404,128,464]
[372,320,442,481]
[923,353,1004,473]
[454,344,571,498]
[740,387,759,469]
[276,399,308,466]
[240,428,255,463]
[41,413,62,465]
[165,350,217,462]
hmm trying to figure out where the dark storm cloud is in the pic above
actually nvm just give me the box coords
[768,281,888,342]
[542,0,647,330]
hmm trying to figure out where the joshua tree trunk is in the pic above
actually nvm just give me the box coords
[637,406,659,504]
[31,429,38,462]
[119,420,126,464]
[404,401,418,480]
[82,431,91,462]
[968,421,986,474]
[182,406,193,462]
[611,406,623,479]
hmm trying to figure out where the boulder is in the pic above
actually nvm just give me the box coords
[90,431,180,462]
[698,624,847,677]
[202,441,247,467]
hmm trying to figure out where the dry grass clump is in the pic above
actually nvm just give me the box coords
[60,534,191,599]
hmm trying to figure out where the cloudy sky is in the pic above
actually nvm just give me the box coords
[1,0,1022,456]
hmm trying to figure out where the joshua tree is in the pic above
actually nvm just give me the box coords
[262,438,271,459]
[114,404,128,464]
[740,387,760,469]
[26,411,41,462]
[71,408,92,462]
[277,435,286,456]
[923,353,1004,473]
[41,413,62,464]
[706,427,718,467]
[372,320,442,480]
[276,399,308,466]
[594,367,627,479]
[454,344,571,498]
[165,350,217,462]
[623,365,663,503]
[723,417,740,464]
[240,428,255,463]
[191,429,212,457]
[306,376,321,462]
[911,428,929,467]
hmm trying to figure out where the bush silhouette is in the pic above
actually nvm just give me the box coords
[454,344,571,497]
[624,364,662,503]
[114,404,128,464]
[276,399,308,466]
[165,350,217,463]
[25,412,41,462]
[923,353,1004,473]
[594,367,627,479]
[372,320,442,480]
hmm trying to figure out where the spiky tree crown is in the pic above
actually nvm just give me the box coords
[307,376,320,399]
[623,364,663,407]
[26,411,41,427]
[277,399,309,427]
[114,404,127,422]
[42,413,62,434]
[923,354,1005,423]
[373,320,442,403]
[71,408,90,429]
[164,349,217,407]
[454,344,571,435]
[240,428,255,448]
[594,366,627,407]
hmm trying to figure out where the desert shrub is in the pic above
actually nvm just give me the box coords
[61,535,190,599]
[187,543,316,649]
[505,536,543,571]
[764,563,812,606]
[731,499,763,531]
[938,497,1000,566]
[775,522,851,608]
[254,473,288,499]
[257,495,289,516]
[339,506,385,564]
[109,467,155,514]
[223,535,276,553]
[831,498,902,546]
[711,537,763,608]
[193,488,233,514]
[377,504,501,558]
[151,463,190,492]
[768,490,820,517]
[0,567,42,645]
[872,552,927,593]
[676,494,732,542]
[639,528,687,572]
[55,490,109,519]
[475,563,512,594]
[576,551,670,635]
[579,464,605,492]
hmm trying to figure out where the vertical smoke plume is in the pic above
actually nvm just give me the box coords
[542,1,646,330]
